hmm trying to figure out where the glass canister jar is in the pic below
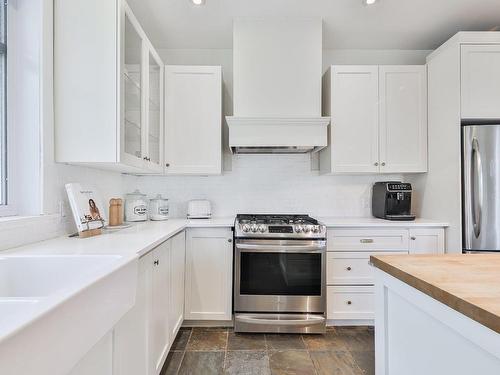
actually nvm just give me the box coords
[149,194,169,221]
[124,190,149,222]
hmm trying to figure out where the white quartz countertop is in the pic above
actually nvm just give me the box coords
[3,216,448,259]
[3,217,235,258]
[317,217,449,227]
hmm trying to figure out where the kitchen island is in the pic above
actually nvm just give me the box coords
[371,254,500,375]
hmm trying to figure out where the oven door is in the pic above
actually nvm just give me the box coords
[234,239,326,314]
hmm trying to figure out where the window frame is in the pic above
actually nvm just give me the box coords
[0,0,16,217]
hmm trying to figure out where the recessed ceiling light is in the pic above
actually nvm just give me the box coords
[363,0,378,5]
[191,0,205,5]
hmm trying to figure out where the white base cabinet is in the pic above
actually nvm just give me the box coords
[170,231,186,338]
[185,228,233,321]
[326,227,445,323]
[320,65,427,174]
[150,242,171,374]
[113,231,185,375]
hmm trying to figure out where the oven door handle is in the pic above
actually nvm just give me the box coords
[236,243,325,253]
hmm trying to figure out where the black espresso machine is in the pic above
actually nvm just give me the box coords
[372,182,415,221]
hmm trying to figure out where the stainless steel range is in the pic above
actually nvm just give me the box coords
[233,214,327,334]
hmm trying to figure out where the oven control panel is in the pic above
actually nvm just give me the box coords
[268,226,293,234]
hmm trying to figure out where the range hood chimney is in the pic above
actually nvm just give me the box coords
[227,18,330,154]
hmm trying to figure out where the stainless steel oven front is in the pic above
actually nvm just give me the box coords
[234,238,326,333]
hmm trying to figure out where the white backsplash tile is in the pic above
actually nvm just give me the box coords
[125,154,403,219]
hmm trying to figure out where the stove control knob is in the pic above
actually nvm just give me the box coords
[295,225,303,233]
[251,224,258,233]
[311,225,320,233]
[242,224,251,232]
[303,225,311,233]
[258,225,266,233]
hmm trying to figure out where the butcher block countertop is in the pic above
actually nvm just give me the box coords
[370,254,500,334]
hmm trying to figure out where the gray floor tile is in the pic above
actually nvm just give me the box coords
[178,351,225,375]
[161,351,184,375]
[265,334,306,350]
[227,332,267,351]
[310,351,363,375]
[187,329,228,351]
[171,328,192,351]
[268,350,316,375]
[336,326,374,352]
[351,351,375,375]
[224,351,271,375]
[302,332,348,351]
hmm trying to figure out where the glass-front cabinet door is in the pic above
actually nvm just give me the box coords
[122,10,144,165]
[146,50,163,171]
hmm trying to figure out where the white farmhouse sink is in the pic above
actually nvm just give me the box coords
[0,255,122,298]
[0,254,138,375]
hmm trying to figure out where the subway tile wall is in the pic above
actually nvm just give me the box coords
[125,154,403,218]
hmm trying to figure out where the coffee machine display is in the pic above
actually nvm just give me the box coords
[372,182,416,221]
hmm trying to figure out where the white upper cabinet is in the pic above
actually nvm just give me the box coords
[320,66,379,174]
[164,66,222,175]
[320,65,428,174]
[55,0,164,173]
[461,44,500,119]
[379,66,428,173]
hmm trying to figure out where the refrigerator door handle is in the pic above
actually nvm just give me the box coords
[471,138,483,238]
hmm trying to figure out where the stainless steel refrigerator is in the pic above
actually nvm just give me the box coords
[462,124,500,253]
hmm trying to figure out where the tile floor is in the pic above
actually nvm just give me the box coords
[161,326,374,375]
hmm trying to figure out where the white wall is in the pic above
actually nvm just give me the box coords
[122,48,429,218]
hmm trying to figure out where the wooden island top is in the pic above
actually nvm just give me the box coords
[370,254,500,334]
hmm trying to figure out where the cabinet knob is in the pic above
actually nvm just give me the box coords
[165,163,170,167]
[154,260,159,266]
[228,239,233,243]
[347,300,352,305]
[346,266,352,271]
[374,162,379,166]
[411,236,416,241]
[381,162,386,166]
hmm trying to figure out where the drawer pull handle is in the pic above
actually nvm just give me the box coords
[347,300,352,305]
[346,267,352,271]
[360,239,374,244]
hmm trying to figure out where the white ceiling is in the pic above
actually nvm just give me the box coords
[126,0,500,50]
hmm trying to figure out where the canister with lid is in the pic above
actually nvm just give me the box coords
[149,194,169,221]
[124,190,149,222]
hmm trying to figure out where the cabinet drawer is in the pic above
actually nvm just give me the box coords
[327,229,409,252]
[327,286,374,320]
[326,251,407,285]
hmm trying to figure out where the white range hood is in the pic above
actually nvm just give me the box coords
[227,18,330,154]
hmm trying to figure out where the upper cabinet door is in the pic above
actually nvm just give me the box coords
[121,10,145,167]
[164,66,222,175]
[461,44,500,119]
[379,66,428,173]
[321,66,379,174]
[145,49,164,172]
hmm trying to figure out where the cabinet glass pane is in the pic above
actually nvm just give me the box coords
[123,15,142,159]
[148,53,161,165]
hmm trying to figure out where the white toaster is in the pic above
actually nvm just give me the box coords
[187,199,212,219]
